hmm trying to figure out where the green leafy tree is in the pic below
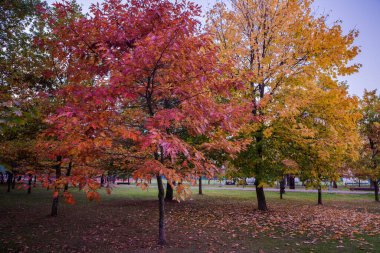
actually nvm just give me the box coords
[354,90,380,201]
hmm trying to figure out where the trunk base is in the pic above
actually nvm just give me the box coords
[51,196,59,216]
[280,177,286,199]
[374,180,379,202]
[199,177,203,195]
[255,180,268,211]
[165,182,174,202]
[157,176,166,245]
[318,187,322,205]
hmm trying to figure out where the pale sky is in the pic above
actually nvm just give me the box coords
[46,0,380,97]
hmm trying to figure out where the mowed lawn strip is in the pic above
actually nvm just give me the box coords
[0,185,379,253]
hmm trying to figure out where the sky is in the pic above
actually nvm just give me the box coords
[45,0,380,97]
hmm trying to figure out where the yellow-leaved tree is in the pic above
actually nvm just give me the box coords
[207,0,360,210]
[353,90,380,201]
[271,75,361,205]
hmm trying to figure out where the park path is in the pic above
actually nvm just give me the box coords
[117,184,374,195]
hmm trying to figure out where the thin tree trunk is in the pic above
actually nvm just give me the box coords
[157,175,166,245]
[280,177,286,199]
[6,172,13,192]
[0,172,4,184]
[64,161,72,191]
[51,156,62,216]
[317,186,322,205]
[101,174,105,188]
[165,181,173,201]
[333,181,338,189]
[199,177,203,195]
[374,179,379,202]
[12,175,16,189]
[255,179,268,211]
[27,174,32,194]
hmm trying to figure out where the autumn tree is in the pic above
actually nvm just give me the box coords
[354,90,380,201]
[272,76,361,205]
[207,0,360,210]
[41,0,242,245]
[0,0,55,193]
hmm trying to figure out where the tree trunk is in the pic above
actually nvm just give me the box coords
[157,175,166,245]
[64,161,72,191]
[100,174,105,187]
[51,194,59,216]
[255,179,268,211]
[0,172,4,184]
[288,175,295,189]
[317,186,322,205]
[280,177,286,199]
[199,177,203,195]
[374,179,379,202]
[27,174,32,194]
[6,172,13,192]
[12,175,16,189]
[333,181,338,189]
[51,156,62,217]
[165,181,174,201]
[127,177,130,184]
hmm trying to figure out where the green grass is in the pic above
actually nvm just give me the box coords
[0,184,379,252]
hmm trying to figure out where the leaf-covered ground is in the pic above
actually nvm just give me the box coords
[0,186,379,253]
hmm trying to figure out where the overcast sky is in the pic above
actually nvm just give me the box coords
[45,0,380,97]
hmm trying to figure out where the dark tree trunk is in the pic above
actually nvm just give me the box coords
[317,186,322,205]
[64,161,72,191]
[374,179,379,202]
[6,172,13,192]
[255,179,268,211]
[157,175,166,245]
[51,194,59,216]
[199,177,203,195]
[33,175,37,187]
[127,177,130,184]
[288,175,295,189]
[12,175,16,189]
[358,179,361,187]
[0,172,4,184]
[333,181,338,189]
[280,177,286,199]
[100,174,105,187]
[51,156,62,216]
[165,181,174,201]
[27,174,32,194]
[208,179,211,185]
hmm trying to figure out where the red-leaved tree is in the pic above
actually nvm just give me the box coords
[39,0,245,245]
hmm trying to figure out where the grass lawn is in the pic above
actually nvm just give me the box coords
[0,184,379,252]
